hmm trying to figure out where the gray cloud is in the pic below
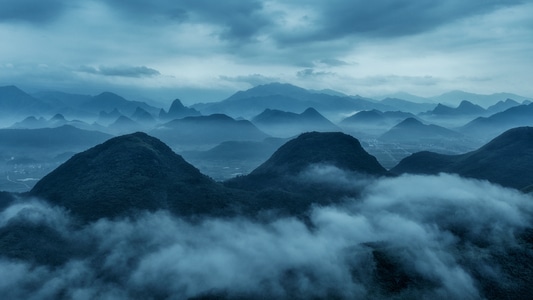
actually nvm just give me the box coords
[78,65,161,78]
[296,68,334,78]
[318,58,351,67]
[0,0,71,23]
[276,0,525,43]
[100,0,271,42]
[358,75,439,87]
[0,0,532,101]
[1,172,532,298]
[219,74,280,86]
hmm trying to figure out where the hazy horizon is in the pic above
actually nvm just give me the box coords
[1,1,532,104]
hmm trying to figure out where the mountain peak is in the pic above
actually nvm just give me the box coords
[30,132,228,221]
[392,126,533,190]
[301,107,320,116]
[397,117,423,126]
[250,131,388,176]
[160,98,200,119]
[226,82,309,102]
[50,113,66,121]
[95,91,123,99]
[131,106,155,122]
[458,100,475,106]
[168,98,186,112]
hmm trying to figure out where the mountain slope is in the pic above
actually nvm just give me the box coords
[159,98,201,120]
[380,118,462,142]
[80,92,159,116]
[227,132,388,191]
[252,107,340,137]
[0,125,111,154]
[30,132,244,221]
[252,131,388,176]
[0,85,51,118]
[380,97,436,113]
[430,90,531,106]
[224,131,389,214]
[152,114,269,147]
[426,100,486,117]
[460,103,533,140]
[340,110,418,136]
[486,98,520,114]
[391,126,533,190]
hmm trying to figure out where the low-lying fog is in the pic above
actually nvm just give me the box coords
[1,169,531,299]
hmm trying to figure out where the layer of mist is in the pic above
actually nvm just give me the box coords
[1,171,532,299]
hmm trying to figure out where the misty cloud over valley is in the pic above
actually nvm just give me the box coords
[2,171,532,299]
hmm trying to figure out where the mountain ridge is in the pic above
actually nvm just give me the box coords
[391,126,533,190]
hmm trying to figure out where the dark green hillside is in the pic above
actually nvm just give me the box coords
[227,132,388,191]
[391,126,533,190]
[252,131,388,176]
[30,132,245,221]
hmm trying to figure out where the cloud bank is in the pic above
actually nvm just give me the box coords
[1,172,532,299]
[78,65,161,78]
[1,0,532,100]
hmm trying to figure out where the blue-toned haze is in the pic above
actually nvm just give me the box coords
[0,0,531,103]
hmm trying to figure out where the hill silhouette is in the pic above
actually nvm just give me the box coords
[30,132,246,221]
[80,92,159,116]
[341,110,417,136]
[380,117,462,142]
[486,98,520,114]
[227,132,388,191]
[225,132,389,214]
[460,103,533,140]
[426,100,485,116]
[391,126,533,190]
[430,90,530,106]
[252,131,387,176]
[159,98,201,120]
[252,107,339,137]
[0,125,111,154]
[152,114,269,147]
[192,82,393,118]
[131,107,156,124]
[0,85,50,118]
[380,97,435,113]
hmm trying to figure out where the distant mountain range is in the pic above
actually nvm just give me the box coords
[380,117,463,143]
[159,98,201,120]
[252,107,340,137]
[151,114,269,148]
[380,98,436,113]
[424,100,486,117]
[0,86,160,121]
[0,125,111,155]
[191,82,395,118]
[391,126,533,190]
[429,90,531,107]
[340,110,418,136]
[2,83,530,128]
[459,103,533,140]
[0,85,51,119]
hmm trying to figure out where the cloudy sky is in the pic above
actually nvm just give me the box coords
[0,0,532,104]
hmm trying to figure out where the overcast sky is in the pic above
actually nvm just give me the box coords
[0,0,532,104]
